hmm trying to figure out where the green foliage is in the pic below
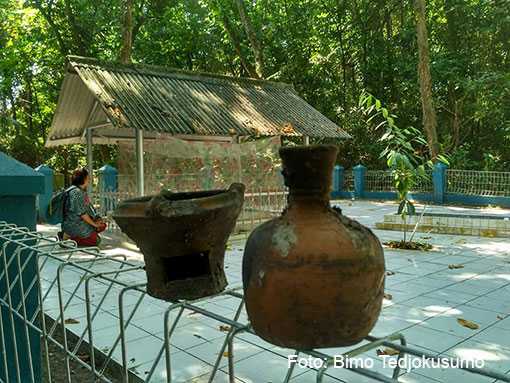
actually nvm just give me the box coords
[359,91,449,242]
[0,0,508,173]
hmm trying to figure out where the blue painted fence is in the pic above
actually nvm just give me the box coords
[35,162,510,219]
[1,152,44,382]
[331,163,510,208]
[35,164,120,220]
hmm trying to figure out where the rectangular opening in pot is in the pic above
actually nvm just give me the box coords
[162,251,211,281]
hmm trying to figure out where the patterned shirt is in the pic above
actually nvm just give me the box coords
[62,187,96,238]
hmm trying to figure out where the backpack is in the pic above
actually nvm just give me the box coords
[47,186,77,225]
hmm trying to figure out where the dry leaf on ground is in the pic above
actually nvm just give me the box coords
[384,241,432,250]
[457,318,479,330]
[77,354,90,362]
[448,264,464,269]
[376,348,399,356]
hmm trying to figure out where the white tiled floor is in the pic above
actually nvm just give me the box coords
[37,200,510,382]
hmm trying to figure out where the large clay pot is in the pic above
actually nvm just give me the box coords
[113,183,245,301]
[242,145,385,349]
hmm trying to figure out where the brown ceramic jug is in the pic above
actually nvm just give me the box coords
[242,145,385,349]
[113,183,245,301]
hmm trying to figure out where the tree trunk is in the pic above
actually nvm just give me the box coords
[120,0,134,64]
[33,0,69,54]
[63,0,88,55]
[25,76,34,134]
[9,91,18,135]
[220,11,258,77]
[234,0,264,78]
[414,0,439,159]
[445,0,462,149]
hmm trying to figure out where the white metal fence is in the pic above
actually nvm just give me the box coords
[446,169,510,196]
[343,168,508,197]
[93,174,288,237]
[2,222,509,383]
[91,168,510,233]
[364,170,433,193]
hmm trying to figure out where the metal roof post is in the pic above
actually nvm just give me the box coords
[86,127,93,193]
[135,127,144,196]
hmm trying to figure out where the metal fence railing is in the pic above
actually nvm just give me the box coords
[92,175,289,238]
[2,222,510,383]
[236,190,288,235]
[365,170,394,192]
[412,171,434,193]
[363,170,433,193]
[115,170,285,198]
[91,188,288,237]
[447,169,510,196]
[91,167,510,232]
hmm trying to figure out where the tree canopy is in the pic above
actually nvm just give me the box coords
[1,0,509,174]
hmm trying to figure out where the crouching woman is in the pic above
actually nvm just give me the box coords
[62,168,107,247]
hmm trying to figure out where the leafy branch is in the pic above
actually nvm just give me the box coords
[359,91,448,243]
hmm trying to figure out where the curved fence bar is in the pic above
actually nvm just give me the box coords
[0,221,509,383]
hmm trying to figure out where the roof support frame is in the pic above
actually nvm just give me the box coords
[86,121,112,130]
[81,101,99,138]
[86,127,93,193]
[135,127,144,196]
[82,100,98,193]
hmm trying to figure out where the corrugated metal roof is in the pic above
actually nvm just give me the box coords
[46,56,350,146]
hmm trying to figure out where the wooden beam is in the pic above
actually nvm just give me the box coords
[86,121,112,130]
[46,132,233,147]
[81,101,99,139]
[174,134,233,142]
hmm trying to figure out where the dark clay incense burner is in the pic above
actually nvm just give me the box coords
[113,183,245,301]
[242,145,385,349]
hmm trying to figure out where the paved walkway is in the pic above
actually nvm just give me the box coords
[38,200,510,382]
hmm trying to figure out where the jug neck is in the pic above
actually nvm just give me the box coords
[286,191,331,210]
[279,145,338,207]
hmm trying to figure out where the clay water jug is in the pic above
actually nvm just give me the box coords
[242,145,385,349]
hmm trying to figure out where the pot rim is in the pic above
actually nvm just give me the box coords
[112,183,245,218]
[119,188,226,205]
[279,144,338,155]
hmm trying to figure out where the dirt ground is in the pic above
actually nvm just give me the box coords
[41,315,134,383]
[43,340,115,383]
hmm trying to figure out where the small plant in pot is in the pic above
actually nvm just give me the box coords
[359,92,448,250]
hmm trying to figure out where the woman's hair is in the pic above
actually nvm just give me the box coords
[71,168,89,186]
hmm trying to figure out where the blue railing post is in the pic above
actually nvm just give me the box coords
[332,165,344,196]
[432,162,448,204]
[353,164,366,199]
[35,164,54,222]
[0,151,44,382]
[98,165,118,215]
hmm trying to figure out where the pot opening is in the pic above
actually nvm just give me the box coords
[161,251,211,282]
[162,190,224,201]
